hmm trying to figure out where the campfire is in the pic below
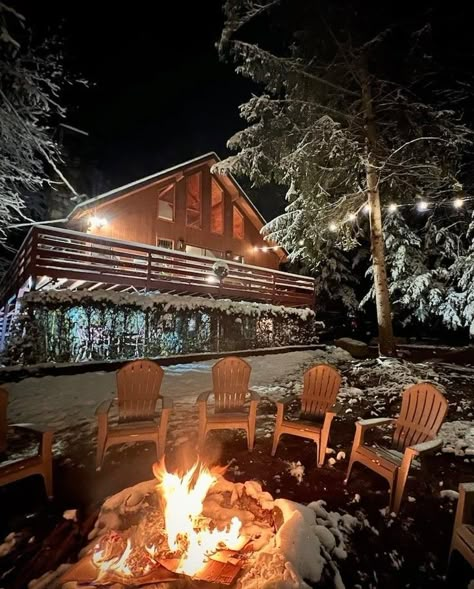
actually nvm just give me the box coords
[61,459,267,587]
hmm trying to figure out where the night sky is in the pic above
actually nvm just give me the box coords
[12,1,264,207]
[9,1,474,221]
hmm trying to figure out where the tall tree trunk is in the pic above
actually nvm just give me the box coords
[361,67,395,357]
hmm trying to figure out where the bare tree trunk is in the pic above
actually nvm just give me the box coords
[361,67,395,357]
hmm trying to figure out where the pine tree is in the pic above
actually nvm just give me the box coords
[214,0,472,355]
[0,5,70,240]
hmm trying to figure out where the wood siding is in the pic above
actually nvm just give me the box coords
[71,164,280,270]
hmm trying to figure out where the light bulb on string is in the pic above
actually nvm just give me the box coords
[328,223,338,232]
[417,200,429,212]
[388,203,398,213]
[453,197,464,209]
[362,204,370,215]
[298,239,305,246]
[348,213,357,221]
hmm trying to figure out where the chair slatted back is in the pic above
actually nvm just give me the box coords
[212,357,251,412]
[301,364,341,419]
[0,388,7,453]
[392,382,448,451]
[116,360,164,421]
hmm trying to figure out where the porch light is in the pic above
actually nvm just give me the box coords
[89,216,108,229]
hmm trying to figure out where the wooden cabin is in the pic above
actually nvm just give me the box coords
[67,153,284,269]
[0,153,316,347]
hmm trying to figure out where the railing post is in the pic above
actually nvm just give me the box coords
[271,273,276,304]
[28,227,39,292]
[146,251,152,292]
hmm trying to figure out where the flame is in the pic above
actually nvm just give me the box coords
[91,460,243,580]
[92,538,134,578]
[153,459,243,576]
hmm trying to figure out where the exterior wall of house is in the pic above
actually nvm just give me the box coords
[72,163,281,270]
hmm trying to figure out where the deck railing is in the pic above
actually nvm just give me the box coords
[0,226,316,308]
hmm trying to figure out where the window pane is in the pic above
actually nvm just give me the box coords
[158,185,174,221]
[233,206,244,239]
[211,179,224,234]
[186,173,202,228]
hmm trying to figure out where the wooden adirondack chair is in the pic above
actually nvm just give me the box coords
[0,388,54,498]
[449,482,474,570]
[96,359,172,469]
[197,357,260,451]
[271,364,342,467]
[345,382,448,514]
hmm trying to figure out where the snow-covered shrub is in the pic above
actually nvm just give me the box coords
[4,290,319,365]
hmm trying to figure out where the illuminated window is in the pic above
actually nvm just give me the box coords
[186,172,202,228]
[233,206,244,239]
[211,179,224,234]
[157,185,175,221]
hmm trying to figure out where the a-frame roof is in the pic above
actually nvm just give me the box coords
[67,152,268,227]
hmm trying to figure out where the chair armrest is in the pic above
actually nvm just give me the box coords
[161,396,173,410]
[11,423,53,441]
[95,399,113,417]
[275,394,300,408]
[249,389,261,402]
[407,437,443,456]
[355,417,395,431]
[197,390,212,404]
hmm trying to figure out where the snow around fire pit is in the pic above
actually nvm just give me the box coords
[77,474,361,589]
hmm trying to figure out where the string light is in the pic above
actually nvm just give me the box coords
[298,239,305,246]
[417,200,429,212]
[453,197,464,208]
[329,223,338,232]
[363,204,370,214]
[348,213,357,221]
[388,203,398,212]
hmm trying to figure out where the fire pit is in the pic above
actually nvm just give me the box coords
[59,458,359,588]
[61,459,274,587]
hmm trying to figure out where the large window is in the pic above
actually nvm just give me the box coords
[233,206,244,239]
[186,245,223,259]
[211,179,224,234]
[186,172,202,228]
[157,184,175,221]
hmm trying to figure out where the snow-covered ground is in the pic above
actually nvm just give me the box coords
[4,346,474,459]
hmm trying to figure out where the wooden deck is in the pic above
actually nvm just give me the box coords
[0,226,315,339]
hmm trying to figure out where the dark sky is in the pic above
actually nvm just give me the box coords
[9,0,474,222]
[14,1,257,194]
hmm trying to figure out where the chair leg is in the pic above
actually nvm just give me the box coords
[198,419,207,449]
[247,425,255,452]
[96,434,107,470]
[392,463,410,515]
[344,454,357,484]
[271,430,281,457]
[42,460,53,499]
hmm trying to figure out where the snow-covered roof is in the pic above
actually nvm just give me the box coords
[67,152,268,227]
